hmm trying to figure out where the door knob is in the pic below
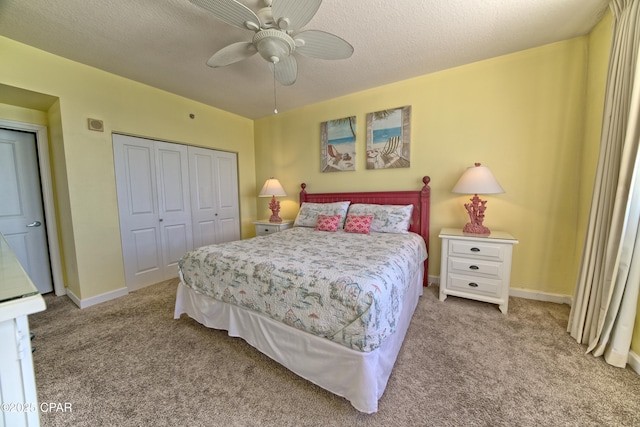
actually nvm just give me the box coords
[26,221,42,227]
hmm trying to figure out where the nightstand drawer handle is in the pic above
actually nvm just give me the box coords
[264,229,270,232]
[470,247,480,252]
[468,282,479,288]
[469,265,479,270]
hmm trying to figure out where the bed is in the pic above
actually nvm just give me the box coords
[174,176,431,413]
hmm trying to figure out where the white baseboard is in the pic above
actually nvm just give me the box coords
[508,288,572,305]
[65,289,81,307]
[66,287,129,309]
[628,350,640,375]
[429,276,572,305]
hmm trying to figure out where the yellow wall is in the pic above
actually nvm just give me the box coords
[255,37,593,296]
[0,36,256,300]
[0,103,48,125]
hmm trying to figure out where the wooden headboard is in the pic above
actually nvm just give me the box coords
[299,176,431,285]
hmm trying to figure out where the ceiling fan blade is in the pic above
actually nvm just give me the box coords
[271,0,322,31]
[206,42,257,67]
[270,55,297,86]
[294,30,354,60]
[189,0,261,31]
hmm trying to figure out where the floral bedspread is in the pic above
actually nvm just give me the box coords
[178,227,427,352]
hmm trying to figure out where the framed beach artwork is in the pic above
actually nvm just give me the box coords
[321,116,356,172]
[366,106,411,169]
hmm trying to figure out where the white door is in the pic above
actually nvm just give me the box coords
[113,135,193,290]
[114,136,164,289]
[0,129,53,294]
[156,141,193,278]
[188,146,239,248]
[214,151,240,243]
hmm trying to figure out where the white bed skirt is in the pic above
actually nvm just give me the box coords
[174,267,424,413]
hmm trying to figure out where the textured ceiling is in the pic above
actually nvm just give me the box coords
[0,0,609,119]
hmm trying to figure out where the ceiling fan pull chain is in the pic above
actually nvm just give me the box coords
[273,67,278,114]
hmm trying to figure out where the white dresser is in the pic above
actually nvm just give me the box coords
[439,228,518,314]
[0,233,46,427]
[253,219,294,236]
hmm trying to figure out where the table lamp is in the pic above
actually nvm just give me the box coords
[451,163,504,236]
[259,178,287,223]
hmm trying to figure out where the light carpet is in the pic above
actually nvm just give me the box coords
[29,279,640,426]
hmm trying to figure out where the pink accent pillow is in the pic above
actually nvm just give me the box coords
[315,214,340,232]
[344,214,373,234]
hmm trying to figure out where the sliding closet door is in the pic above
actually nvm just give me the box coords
[188,146,239,248]
[114,135,193,290]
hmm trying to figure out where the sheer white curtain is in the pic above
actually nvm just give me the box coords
[568,0,640,368]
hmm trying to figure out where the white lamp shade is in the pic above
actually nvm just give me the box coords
[259,178,287,197]
[452,163,505,195]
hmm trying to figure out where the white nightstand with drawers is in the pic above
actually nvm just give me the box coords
[253,219,294,236]
[439,228,518,314]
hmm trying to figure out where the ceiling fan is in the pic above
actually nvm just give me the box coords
[189,0,354,86]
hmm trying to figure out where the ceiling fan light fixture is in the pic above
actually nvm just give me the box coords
[253,29,295,63]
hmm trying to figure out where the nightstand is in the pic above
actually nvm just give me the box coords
[253,219,294,236]
[439,228,518,314]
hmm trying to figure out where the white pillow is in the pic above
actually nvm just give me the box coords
[294,201,351,228]
[347,204,413,233]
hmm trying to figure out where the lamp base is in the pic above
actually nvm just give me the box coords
[268,196,282,223]
[462,222,491,236]
[462,194,491,236]
[269,214,283,223]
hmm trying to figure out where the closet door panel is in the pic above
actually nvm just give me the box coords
[218,217,240,243]
[189,146,221,248]
[156,141,193,278]
[162,224,190,275]
[157,149,186,212]
[132,228,161,273]
[213,151,240,243]
[192,153,215,210]
[194,220,217,249]
[113,135,164,288]
[127,146,156,215]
